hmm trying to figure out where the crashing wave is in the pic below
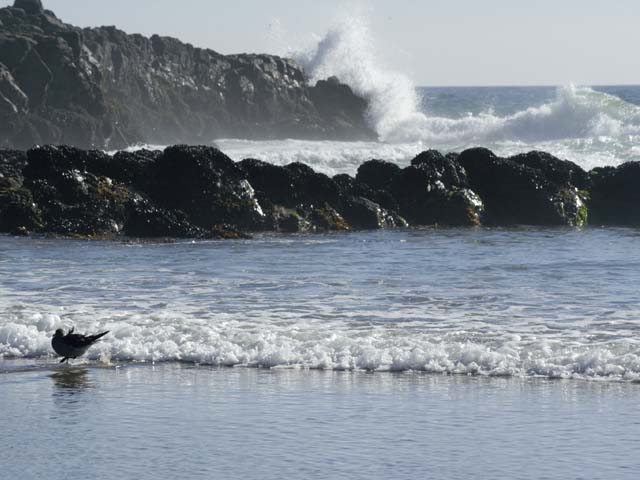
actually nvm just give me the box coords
[294,17,640,147]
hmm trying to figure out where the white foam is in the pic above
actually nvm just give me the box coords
[3,312,640,381]
[105,19,640,174]
[288,14,640,169]
[293,16,426,142]
[216,138,424,176]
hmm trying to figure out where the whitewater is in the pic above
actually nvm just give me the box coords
[2,228,640,381]
[207,19,640,176]
[4,18,640,382]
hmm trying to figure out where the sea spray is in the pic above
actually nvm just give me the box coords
[292,14,640,147]
[293,16,427,141]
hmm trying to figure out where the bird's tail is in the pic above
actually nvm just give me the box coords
[90,331,110,342]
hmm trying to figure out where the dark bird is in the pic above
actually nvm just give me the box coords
[52,327,110,363]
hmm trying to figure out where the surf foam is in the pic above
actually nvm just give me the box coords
[3,313,640,381]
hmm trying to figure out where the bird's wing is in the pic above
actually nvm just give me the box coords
[65,331,110,347]
[65,334,94,348]
[88,331,110,342]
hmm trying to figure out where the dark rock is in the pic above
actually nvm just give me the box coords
[238,158,298,208]
[458,148,587,226]
[589,162,640,225]
[333,173,373,199]
[356,160,401,192]
[150,145,265,230]
[410,150,467,188]
[308,205,350,232]
[235,160,354,232]
[91,149,160,189]
[309,76,376,140]
[209,224,252,240]
[390,158,483,226]
[284,162,341,209]
[509,151,590,191]
[123,200,204,238]
[0,149,27,188]
[0,143,614,237]
[269,206,311,233]
[19,145,143,235]
[341,196,407,230]
[13,0,43,15]
[0,4,374,149]
[0,186,42,232]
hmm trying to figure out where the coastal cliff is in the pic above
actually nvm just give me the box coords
[0,0,375,149]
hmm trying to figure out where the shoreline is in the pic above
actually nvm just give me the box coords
[2,360,639,479]
[3,357,640,384]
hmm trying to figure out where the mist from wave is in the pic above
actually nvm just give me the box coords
[285,14,640,172]
[295,15,640,143]
[117,16,640,175]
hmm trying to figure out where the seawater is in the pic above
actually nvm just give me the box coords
[1,365,639,480]
[117,16,640,175]
[210,85,640,177]
[2,228,640,380]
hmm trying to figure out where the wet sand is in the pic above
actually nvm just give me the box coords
[2,361,639,480]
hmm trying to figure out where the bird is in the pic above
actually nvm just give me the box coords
[51,327,110,364]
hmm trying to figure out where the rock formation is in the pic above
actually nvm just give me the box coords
[0,1,375,150]
[13,0,43,15]
[3,145,626,239]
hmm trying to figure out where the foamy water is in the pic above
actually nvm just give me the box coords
[110,15,640,176]
[278,16,640,174]
[124,86,640,177]
[2,229,640,381]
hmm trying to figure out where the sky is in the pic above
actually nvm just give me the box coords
[3,0,639,86]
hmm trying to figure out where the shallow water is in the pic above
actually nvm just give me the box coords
[2,228,640,379]
[2,228,640,478]
[1,363,639,480]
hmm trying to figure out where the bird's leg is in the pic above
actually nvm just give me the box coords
[60,357,68,364]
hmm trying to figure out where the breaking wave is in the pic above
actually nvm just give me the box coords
[294,16,640,148]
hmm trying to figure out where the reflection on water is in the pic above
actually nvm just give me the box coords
[1,365,639,479]
[50,368,95,423]
[50,368,92,394]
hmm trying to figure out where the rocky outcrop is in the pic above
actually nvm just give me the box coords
[3,145,636,239]
[0,1,375,150]
[13,0,43,15]
[589,162,640,225]
[458,148,588,227]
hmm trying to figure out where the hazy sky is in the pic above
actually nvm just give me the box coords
[3,0,638,86]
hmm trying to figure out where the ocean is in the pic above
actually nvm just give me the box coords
[3,85,640,479]
[214,85,640,177]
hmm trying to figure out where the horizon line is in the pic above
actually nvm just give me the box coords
[416,83,640,89]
